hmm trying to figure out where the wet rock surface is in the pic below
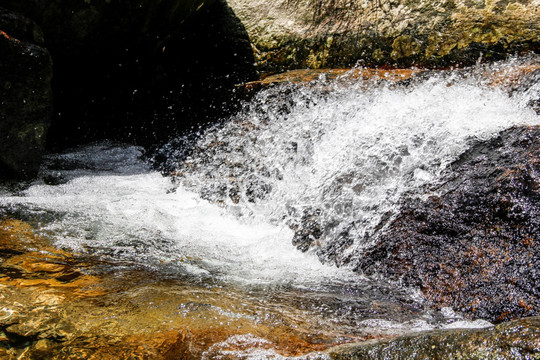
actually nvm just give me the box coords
[511,68,540,114]
[239,68,421,99]
[353,125,540,323]
[0,7,52,179]
[328,316,540,360]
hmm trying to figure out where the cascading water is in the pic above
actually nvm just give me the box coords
[170,61,540,266]
[1,58,539,358]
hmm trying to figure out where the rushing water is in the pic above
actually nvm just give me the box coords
[1,59,539,358]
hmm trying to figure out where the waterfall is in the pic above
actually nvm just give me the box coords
[1,59,538,358]
[1,60,539,283]
[1,60,538,286]
[170,61,540,267]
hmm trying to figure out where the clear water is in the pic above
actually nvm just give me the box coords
[1,58,539,358]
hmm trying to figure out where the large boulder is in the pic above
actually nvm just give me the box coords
[354,126,540,323]
[226,0,540,74]
[0,7,52,179]
[1,0,256,149]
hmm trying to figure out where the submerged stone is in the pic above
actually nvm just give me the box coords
[0,218,394,358]
[328,316,540,360]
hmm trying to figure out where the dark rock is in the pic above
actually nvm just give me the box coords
[0,6,44,44]
[1,0,257,150]
[0,7,52,179]
[291,208,323,252]
[353,126,540,323]
[512,68,540,114]
[328,316,540,360]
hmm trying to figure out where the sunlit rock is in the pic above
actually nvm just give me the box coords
[239,68,421,98]
[329,316,540,360]
[226,0,540,73]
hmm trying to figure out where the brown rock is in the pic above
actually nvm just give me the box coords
[353,126,540,323]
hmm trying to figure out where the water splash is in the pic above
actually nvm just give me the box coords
[1,60,538,282]
[174,60,540,266]
[2,60,535,357]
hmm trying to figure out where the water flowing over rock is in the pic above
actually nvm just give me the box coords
[226,0,540,74]
[1,56,540,358]
[329,316,540,360]
[353,126,540,323]
[512,68,540,114]
[0,218,424,359]
[168,58,540,324]
[0,7,52,179]
[0,216,535,358]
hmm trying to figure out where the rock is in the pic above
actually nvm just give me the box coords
[353,126,540,323]
[1,0,256,150]
[0,7,52,179]
[511,68,540,114]
[226,0,540,74]
[328,316,540,360]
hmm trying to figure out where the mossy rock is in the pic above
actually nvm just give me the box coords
[226,0,540,73]
[329,316,540,359]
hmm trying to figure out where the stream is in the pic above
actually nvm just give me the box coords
[1,58,539,358]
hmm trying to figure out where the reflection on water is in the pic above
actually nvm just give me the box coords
[0,218,477,358]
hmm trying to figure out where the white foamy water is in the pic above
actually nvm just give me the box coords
[0,143,359,287]
[175,62,540,265]
[1,61,539,285]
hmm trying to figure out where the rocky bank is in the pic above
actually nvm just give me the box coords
[329,316,540,360]
[227,0,540,74]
